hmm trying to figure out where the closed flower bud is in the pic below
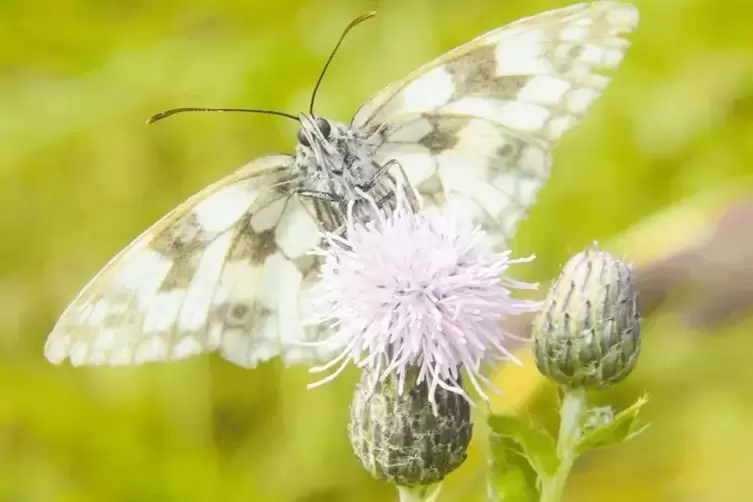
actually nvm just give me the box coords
[533,245,640,388]
[348,366,472,487]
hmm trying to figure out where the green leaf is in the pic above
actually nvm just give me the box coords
[576,394,650,453]
[488,436,540,502]
[488,413,559,477]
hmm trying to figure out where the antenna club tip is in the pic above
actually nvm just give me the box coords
[354,11,377,24]
[146,113,165,124]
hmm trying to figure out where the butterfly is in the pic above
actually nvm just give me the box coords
[44,2,639,369]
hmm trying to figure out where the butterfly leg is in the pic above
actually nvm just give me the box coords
[288,189,353,238]
[358,159,420,213]
[291,189,343,202]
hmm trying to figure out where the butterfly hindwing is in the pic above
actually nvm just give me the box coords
[355,2,639,247]
[45,154,330,368]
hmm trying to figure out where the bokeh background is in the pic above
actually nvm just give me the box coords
[2,0,753,500]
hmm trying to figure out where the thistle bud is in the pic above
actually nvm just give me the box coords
[348,366,472,487]
[533,245,640,389]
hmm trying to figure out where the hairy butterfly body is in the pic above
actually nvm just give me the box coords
[45,2,639,368]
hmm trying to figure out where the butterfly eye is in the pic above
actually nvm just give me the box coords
[316,118,332,139]
[297,128,311,147]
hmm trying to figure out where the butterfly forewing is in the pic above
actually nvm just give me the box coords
[45,155,331,368]
[356,1,638,248]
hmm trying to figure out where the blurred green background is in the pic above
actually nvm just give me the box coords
[2,0,753,500]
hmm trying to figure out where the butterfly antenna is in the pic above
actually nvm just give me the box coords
[309,11,376,115]
[146,107,299,124]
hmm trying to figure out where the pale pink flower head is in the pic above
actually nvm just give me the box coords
[308,197,540,409]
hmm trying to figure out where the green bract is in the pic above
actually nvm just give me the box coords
[348,366,472,487]
[533,245,641,389]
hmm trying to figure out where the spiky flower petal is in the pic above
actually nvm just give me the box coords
[308,197,540,409]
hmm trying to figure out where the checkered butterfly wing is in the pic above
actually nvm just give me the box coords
[354,2,639,250]
[44,155,332,367]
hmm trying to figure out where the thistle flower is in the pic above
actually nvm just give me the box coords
[533,244,641,388]
[307,195,540,411]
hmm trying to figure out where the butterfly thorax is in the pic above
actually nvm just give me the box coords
[292,114,394,230]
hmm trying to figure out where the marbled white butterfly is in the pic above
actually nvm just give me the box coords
[44,2,639,368]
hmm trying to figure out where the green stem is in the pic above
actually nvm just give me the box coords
[540,388,586,502]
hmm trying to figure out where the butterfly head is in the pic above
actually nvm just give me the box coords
[296,115,334,149]
[296,114,348,172]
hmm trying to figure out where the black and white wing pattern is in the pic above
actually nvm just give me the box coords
[44,155,330,368]
[354,1,639,249]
